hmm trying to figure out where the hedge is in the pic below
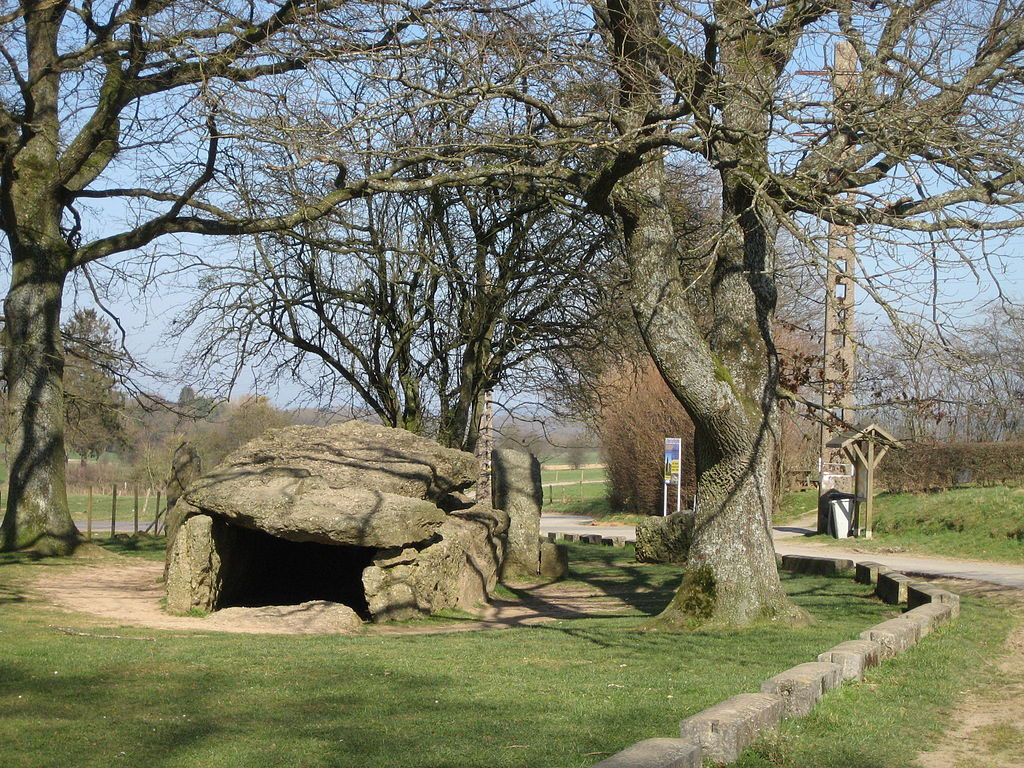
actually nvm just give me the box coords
[878,441,1024,493]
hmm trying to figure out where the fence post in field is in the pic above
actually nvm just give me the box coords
[111,485,117,538]
[133,485,139,535]
[87,486,93,540]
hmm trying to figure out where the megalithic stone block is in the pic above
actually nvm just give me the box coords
[760,662,843,718]
[492,449,543,578]
[679,693,784,764]
[590,738,702,768]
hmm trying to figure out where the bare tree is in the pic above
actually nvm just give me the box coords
[0,0,579,553]
[553,0,1024,625]
[175,176,613,452]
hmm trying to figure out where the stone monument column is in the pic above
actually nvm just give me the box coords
[491,449,542,578]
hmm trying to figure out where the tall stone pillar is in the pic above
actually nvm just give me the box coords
[491,449,542,578]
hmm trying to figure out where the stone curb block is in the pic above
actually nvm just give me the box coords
[563,533,578,543]
[601,537,614,546]
[588,559,962,768]
[678,693,784,764]
[904,602,954,638]
[817,639,881,682]
[760,662,843,718]
[876,571,911,604]
[612,536,628,548]
[546,532,558,543]
[584,534,604,545]
[854,561,892,585]
[590,738,702,768]
[780,554,855,576]
[907,582,961,617]
[859,617,918,659]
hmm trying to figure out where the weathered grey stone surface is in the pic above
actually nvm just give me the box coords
[362,504,508,621]
[539,541,569,579]
[492,449,543,578]
[760,662,843,718]
[612,536,628,548]
[635,511,693,564]
[860,617,918,659]
[167,422,509,623]
[206,601,363,634]
[908,582,961,616]
[166,514,227,613]
[679,693,784,764]
[876,571,912,604]
[780,554,854,576]
[584,534,603,545]
[591,738,701,768]
[903,602,954,637]
[818,639,881,681]
[855,561,891,585]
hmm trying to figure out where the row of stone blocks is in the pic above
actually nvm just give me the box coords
[547,532,630,547]
[589,556,960,768]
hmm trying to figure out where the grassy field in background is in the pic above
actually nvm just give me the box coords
[2,542,1009,768]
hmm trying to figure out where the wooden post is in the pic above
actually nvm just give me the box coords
[111,484,117,538]
[133,485,139,535]
[155,490,163,534]
[579,478,584,501]
[87,486,93,540]
[547,484,552,504]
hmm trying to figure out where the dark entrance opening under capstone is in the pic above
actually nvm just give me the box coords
[217,525,375,619]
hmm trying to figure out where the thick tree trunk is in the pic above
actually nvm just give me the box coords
[614,159,805,627]
[1,256,78,553]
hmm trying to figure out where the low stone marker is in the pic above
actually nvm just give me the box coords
[854,561,891,585]
[540,541,569,579]
[876,572,912,604]
[546,532,558,543]
[563,533,579,543]
[817,639,881,681]
[585,534,604,545]
[860,617,918,659]
[760,662,843,718]
[635,511,693,564]
[678,693,784,764]
[591,738,702,768]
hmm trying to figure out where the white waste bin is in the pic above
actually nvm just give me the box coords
[828,496,856,539]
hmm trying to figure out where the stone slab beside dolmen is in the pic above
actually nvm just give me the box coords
[817,639,881,681]
[876,571,912,604]
[165,421,509,625]
[539,541,569,579]
[760,662,843,718]
[492,449,542,578]
[591,738,701,768]
[678,693,784,764]
[635,511,693,564]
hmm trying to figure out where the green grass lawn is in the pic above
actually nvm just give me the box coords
[787,486,1024,564]
[2,542,1001,768]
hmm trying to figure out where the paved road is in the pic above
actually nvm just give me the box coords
[541,513,1024,589]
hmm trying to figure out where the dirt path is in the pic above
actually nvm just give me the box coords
[29,556,638,636]
[914,581,1024,768]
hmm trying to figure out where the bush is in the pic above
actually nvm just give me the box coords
[597,361,697,515]
[878,441,1024,493]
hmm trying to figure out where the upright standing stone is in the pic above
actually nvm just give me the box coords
[492,449,543,578]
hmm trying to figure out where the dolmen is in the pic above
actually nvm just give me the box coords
[165,421,508,627]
